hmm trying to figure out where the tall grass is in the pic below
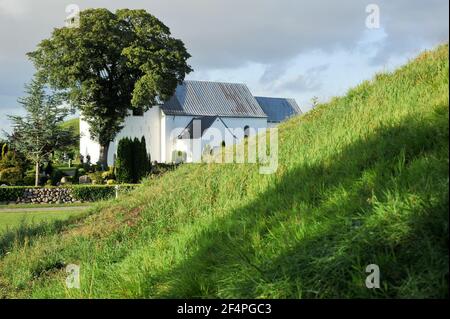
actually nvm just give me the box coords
[0,44,448,298]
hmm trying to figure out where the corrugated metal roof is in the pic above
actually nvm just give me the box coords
[255,97,302,123]
[161,81,267,118]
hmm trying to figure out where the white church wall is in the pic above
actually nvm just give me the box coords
[168,116,268,163]
[173,117,237,163]
[80,106,161,166]
[80,117,100,164]
[80,111,268,166]
[221,117,267,140]
[160,111,166,163]
[163,115,194,163]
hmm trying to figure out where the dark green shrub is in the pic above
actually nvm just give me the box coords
[72,168,80,184]
[22,174,36,186]
[138,137,151,180]
[133,137,149,181]
[40,176,49,186]
[0,167,23,186]
[101,167,115,181]
[116,137,151,183]
[116,138,133,183]
[77,162,91,173]
[44,161,54,175]
[0,147,26,176]
[88,172,104,184]
[66,150,75,162]
[0,186,26,202]
[50,169,64,186]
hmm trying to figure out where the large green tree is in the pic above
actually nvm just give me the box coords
[28,8,192,168]
[8,78,77,186]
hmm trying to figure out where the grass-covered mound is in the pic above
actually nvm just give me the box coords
[60,117,80,155]
[60,118,80,137]
[0,44,448,298]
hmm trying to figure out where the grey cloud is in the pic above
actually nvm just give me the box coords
[0,0,448,131]
[0,0,448,73]
[281,75,322,92]
[278,64,329,93]
[157,0,368,68]
[369,0,449,64]
[0,104,23,134]
[159,0,448,69]
[260,61,290,84]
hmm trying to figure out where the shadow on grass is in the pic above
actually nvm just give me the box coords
[144,108,449,298]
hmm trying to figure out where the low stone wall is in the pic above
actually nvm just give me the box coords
[16,188,79,204]
[1,185,136,205]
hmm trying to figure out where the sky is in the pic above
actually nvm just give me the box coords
[0,0,448,134]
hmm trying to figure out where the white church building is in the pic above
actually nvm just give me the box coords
[80,80,302,166]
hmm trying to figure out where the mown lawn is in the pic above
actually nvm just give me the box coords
[0,210,87,232]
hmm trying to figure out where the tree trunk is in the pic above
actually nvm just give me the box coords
[35,160,40,187]
[99,143,109,171]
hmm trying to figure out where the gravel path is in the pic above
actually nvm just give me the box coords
[0,206,91,213]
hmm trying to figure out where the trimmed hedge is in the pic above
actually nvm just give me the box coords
[70,185,114,201]
[71,185,137,201]
[0,185,138,203]
[0,186,27,202]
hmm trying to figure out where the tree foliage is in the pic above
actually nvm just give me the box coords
[0,147,24,172]
[0,142,29,185]
[1,144,8,159]
[28,8,192,166]
[7,78,78,186]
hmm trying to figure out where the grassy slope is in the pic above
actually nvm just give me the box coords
[60,118,80,153]
[60,118,80,137]
[0,45,448,298]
